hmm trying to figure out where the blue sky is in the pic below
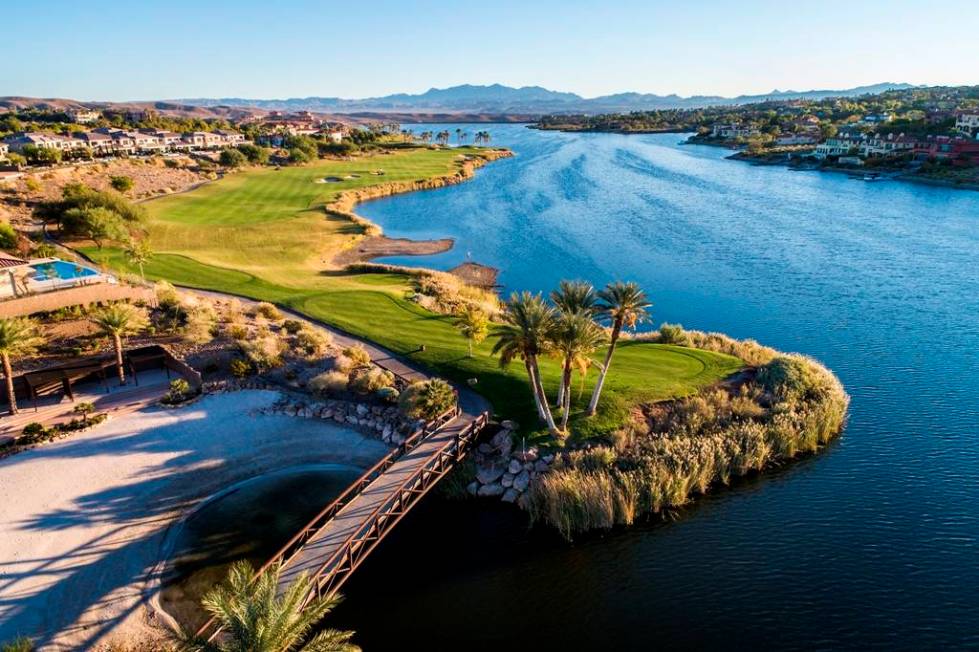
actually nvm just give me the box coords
[2,0,977,101]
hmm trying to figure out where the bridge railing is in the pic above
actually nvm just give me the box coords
[303,410,490,603]
[194,403,464,642]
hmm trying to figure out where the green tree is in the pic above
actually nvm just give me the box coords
[63,206,126,249]
[0,318,43,415]
[236,143,269,164]
[185,560,358,652]
[109,175,134,192]
[586,282,651,416]
[90,304,146,385]
[288,147,311,164]
[124,237,153,280]
[0,223,18,250]
[492,292,561,436]
[551,311,607,431]
[73,401,95,424]
[452,305,488,357]
[219,147,247,168]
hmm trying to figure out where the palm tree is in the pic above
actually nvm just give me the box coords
[550,280,599,316]
[91,303,146,385]
[551,311,606,431]
[455,128,462,144]
[491,292,560,436]
[586,282,651,416]
[125,237,152,281]
[0,318,43,415]
[550,280,598,405]
[186,560,358,652]
[452,305,489,357]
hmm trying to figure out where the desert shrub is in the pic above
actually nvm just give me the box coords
[294,327,331,357]
[332,354,354,373]
[73,402,96,423]
[155,281,180,309]
[227,323,248,340]
[757,354,842,404]
[657,323,690,346]
[282,319,304,334]
[239,334,283,370]
[21,422,51,443]
[309,370,349,395]
[183,303,217,344]
[398,378,457,420]
[253,302,282,320]
[24,177,41,192]
[1,635,34,652]
[229,358,252,378]
[109,175,134,192]
[224,298,243,323]
[342,344,371,368]
[376,386,399,403]
[349,367,394,394]
[164,378,192,404]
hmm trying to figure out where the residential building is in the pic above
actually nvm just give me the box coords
[955,112,979,137]
[914,135,979,165]
[67,108,101,124]
[321,129,345,144]
[860,113,893,125]
[859,133,918,157]
[0,143,8,159]
[711,123,760,139]
[215,129,245,145]
[73,131,115,154]
[2,132,83,153]
[813,128,865,159]
[775,133,819,146]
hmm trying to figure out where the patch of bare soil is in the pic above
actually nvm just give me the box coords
[332,235,454,266]
[1,158,208,227]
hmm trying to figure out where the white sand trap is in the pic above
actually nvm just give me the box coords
[0,390,388,650]
[315,176,343,184]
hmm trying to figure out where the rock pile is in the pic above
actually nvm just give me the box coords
[257,396,419,443]
[467,422,554,505]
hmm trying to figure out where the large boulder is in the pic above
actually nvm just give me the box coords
[476,464,505,485]
[507,459,523,475]
[477,483,506,497]
[501,488,520,503]
[512,470,531,492]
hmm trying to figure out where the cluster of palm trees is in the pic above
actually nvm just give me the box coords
[0,302,147,415]
[409,130,490,147]
[492,280,650,437]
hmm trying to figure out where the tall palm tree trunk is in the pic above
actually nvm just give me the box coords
[586,323,622,416]
[3,353,17,415]
[525,359,547,422]
[113,334,126,385]
[560,362,574,431]
[556,358,570,407]
[529,354,560,435]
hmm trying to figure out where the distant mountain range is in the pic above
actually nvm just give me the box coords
[178,82,917,116]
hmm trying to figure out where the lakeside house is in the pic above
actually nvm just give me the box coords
[711,123,760,139]
[914,135,979,165]
[775,132,819,146]
[859,133,918,158]
[813,127,866,159]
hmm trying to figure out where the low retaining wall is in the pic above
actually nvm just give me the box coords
[0,283,156,318]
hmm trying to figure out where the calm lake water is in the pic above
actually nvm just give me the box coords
[325,125,979,650]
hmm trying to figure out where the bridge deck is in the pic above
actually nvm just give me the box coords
[275,412,474,594]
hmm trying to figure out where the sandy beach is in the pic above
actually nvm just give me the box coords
[0,390,388,650]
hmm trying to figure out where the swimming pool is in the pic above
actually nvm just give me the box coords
[30,260,99,282]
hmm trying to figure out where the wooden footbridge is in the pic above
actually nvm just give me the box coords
[196,402,490,642]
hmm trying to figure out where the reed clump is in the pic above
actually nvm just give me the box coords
[523,348,849,540]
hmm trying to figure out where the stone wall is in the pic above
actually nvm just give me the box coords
[0,283,156,318]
